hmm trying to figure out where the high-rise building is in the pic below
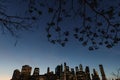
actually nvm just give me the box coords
[11,69,20,80]
[75,64,86,80]
[76,70,86,80]
[55,65,63,78]
[32,68,40,80]
[20,65,32,80]
[64,62,67,80]
[85,66,91,80]
[21,65,32,76]
[71,68,75,75]
[66,66,69,72]
[33,68,39,76]
[99,64,107,80]
[79,64,83,71]
[92,69,100,80]
[75,66,79,73]
[47,67,50,73]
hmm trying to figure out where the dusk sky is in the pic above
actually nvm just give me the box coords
[0,27,120,80]
[0,0,120,80]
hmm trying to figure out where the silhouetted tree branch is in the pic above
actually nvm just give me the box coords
[1,0,120,50]
[29,0,120,50]
[0,0,34,37]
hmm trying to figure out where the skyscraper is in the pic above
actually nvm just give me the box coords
[75,66,79,73]
[55,65,63,78]
[99,64,107,80]
[11,69,20,80]
[21,65,32,76]
[79,64,83,71]
[47,67,50,73]
[71,68,75,75]
[64,62,67,80]
[85,66,91,80]
[92,69,100,80]
[33,68,39,76]
[20,65,32,80]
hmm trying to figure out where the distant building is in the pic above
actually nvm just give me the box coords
[85,66,91,80]
[99,64,107,80]
[11,63,107,80]
[11,69,20,80]
[20,65,32,80]
[55,64,63,79]
[91,69,100,80]
[21,65,32,76]
[33,68,39,76]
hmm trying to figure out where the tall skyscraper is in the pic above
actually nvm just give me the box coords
[20,65,32,80]
[92,69,100,80]
[55,65,63,78]
[61,64,63,72]
[64,62,67,80]
[33,68,39,76]
[75,66,79,73]
[47,67,50,73]
[79,64,83,71]
[99,64,107,80]
[71,68,75,75]
[21,65,32,76]
[85,66,91,80]
[11,69,20,80]
[66,66,69,72]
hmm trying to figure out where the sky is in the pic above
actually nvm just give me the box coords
[0,27,120,80]
[0,0,120,80]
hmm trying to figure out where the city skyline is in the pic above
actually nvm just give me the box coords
[0,0,120,80]
[11,63,107,80]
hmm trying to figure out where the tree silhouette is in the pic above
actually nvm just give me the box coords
[0,0,34,37]
[1,0,120,50]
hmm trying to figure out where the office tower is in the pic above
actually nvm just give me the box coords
[71,68,75,75]
[64,62,66,69]
[76,69,86,80]
[64,62,67,80]
[79,64,83,71]
[21,65,32,76]
[32,68,40,80]
[92,69,100,80]
[75,66,79,73]
[55,65,63,78]
[33,68,39,76]
[11,69,20,80]
[99,64,107,80]
[75,64,86,80]
[85,66,91,80]
[93,69,97,76]
[20,65,32,80]
[66,66,69,72]
[61,64,63,72]
[91,74,94,80]
[47,67,50,73]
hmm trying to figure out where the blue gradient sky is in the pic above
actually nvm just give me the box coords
[0,26,120,80]
[0,0,120,80]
